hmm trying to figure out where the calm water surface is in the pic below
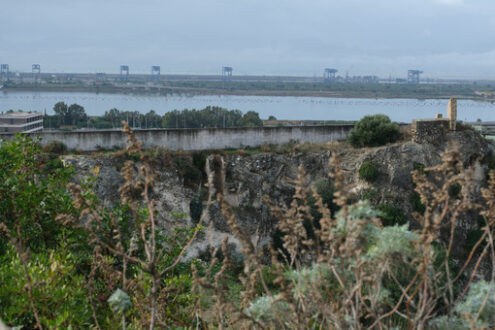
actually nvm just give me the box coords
[1,91,495,122]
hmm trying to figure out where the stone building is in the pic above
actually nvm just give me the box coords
[0,111,43,133]
[411,98,457,143]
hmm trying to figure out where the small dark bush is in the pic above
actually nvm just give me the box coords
[411,191,426,213]
[313,179,338,214]
[191,151,208,178]
[465,229,484,251]
[485,151,495,170]
[175,155,202,188]
[413,162,426,175]
[275,178,339,261]
[363,188,377,201]
[43,141,67,155]
[307,179,338,236]
[359,161,380,182]
[448,182,462,199]
[377,204,406,226]
[348,114,400,148]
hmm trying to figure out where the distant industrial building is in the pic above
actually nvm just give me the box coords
[0,111,43,133]
[120,65,129,81]
[222,66,233,81]
[0,64,9,81]
[32,64,41,79]
[323,68,338,82]
[408,70,423,84]
[151,66,161,81]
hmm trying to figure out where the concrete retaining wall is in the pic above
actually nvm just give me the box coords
[12,125,354,151]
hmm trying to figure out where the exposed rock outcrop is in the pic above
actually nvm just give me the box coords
[64,130,494,260]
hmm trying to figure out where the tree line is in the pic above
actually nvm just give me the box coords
[43,102,264,129]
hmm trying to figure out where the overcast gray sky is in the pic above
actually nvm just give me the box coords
[1,0,494,79]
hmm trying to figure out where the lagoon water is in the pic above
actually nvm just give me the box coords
[1,91,495,122]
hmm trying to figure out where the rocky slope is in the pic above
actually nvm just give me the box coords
[63,129,494,258]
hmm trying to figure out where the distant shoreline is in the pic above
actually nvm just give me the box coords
[2,84,494,102]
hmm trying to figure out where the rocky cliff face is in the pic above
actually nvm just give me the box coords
[63,129,494,258]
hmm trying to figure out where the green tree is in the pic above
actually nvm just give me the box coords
[68,103,87,126]
[161,106,245,129]
[239,110,263,127]
[348,114,400,148]
[53,102,69,126]
[144,110,162,128]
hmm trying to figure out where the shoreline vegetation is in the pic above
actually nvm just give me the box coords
[2,79,495,101]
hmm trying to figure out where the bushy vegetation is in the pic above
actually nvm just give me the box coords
[348,114,400,148]
[43,140,68,155]
[359,160,380,182]
[2,128,495,329]
[377,203,406,226]
[0,132,202,328]
[162,106,263,128]
[44,102,265,130]
[194,150,495,328]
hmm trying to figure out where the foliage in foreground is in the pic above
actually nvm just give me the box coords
[0,131,202,329]
[194,149,495,329]
[2,128,495,329]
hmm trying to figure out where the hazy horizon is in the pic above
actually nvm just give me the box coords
[1,0,494,79]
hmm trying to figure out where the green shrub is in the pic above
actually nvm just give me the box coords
[313,178,338,214]
[359,161,380,182]
[174,155,202,188]
[377,204,406,226]
[448,182,462,198]
[348,114,400,148]
[465,229,484,251]
[363,188,377,201]
[482,151,495,170]
[43,140,67,155]
[413,162,426,175]
[0,247,94,328]
[274,178,339,260]
[455,281,495,328]
[410,191,426,213]
[430,280,495,328]
[0,135,74,252]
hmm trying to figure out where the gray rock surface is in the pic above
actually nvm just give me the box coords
[63,130,494,258]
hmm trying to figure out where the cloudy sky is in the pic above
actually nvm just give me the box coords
[1,0,494,79]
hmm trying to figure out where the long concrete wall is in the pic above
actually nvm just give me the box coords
[4,125,354,151]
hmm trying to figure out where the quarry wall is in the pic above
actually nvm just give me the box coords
[15,125,354,151]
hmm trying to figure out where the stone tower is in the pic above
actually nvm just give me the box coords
[447,98,457,131]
